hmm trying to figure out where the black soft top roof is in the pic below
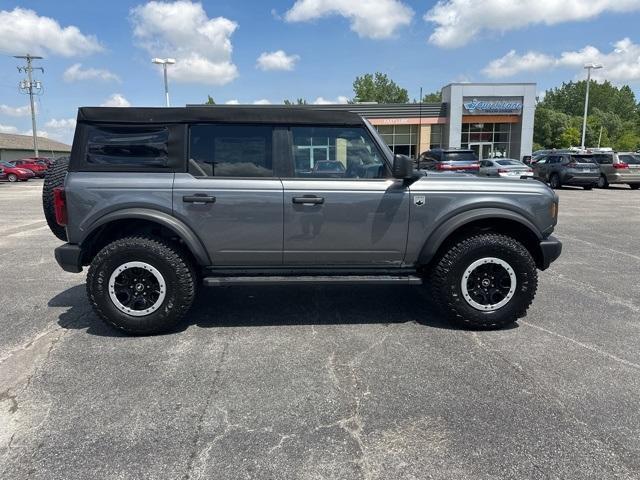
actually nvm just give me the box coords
[77,106,365,126]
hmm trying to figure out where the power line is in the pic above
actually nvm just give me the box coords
[15,54,44,156]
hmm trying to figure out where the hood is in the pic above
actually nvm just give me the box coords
[410,173,554,196]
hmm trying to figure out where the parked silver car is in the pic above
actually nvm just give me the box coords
[479,159,534,179]
[592,152,640,189]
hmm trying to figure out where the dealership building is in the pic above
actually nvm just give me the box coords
[319,83,536,161]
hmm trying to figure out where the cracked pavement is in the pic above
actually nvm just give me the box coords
[1,180,639,479]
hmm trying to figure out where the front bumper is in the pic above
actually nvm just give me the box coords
[539,236,562,270]
[54,243,83,273]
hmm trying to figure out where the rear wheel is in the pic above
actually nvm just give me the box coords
[630,184,640,190]
[42,157,69,241]
[428,233,538,329]
[597,175,609,189]
[7,173,17,182]
[87,236,196,335]
[549,173,561,189]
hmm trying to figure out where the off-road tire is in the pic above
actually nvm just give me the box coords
[87,236,196,335]
[42,157,69,241]
[630,184,640,190]
[428,233,538,329]
[549,173,561,189]
[597,175,609,189]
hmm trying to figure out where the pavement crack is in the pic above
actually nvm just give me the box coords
[181,342,229,480]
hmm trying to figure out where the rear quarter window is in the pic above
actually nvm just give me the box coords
[86,126,169,167]
[619,154,640,165]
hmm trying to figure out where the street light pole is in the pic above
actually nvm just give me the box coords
[151,58,176,107]
[581,63,603,150]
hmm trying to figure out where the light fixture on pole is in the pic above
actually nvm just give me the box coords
[151,58,176,107]
[581,63,603,150]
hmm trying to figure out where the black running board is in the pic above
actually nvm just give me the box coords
[203,275,423,287]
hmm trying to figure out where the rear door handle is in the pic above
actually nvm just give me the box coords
[183,194,216,204]
[292,196,324,205]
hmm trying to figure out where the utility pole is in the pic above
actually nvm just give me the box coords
[15,54,44,157]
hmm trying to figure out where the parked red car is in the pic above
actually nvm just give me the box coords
[0,161,35,182]
[12,158,48,177]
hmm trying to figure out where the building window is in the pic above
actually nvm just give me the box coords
[460,122,512,158]
[375,124,417,157]
[430,124,444,149]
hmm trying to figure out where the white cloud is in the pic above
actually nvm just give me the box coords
[22,129,49,138]
[130,0,238,86]
[0,7,102,57]
[45,118,77,130]
[483,38,640,84]
[100,94,131,107]
[225,99,240,104]
[253,99,272,105]
[425,0,640,48]
[43,118,76,143]
[284,0,413,39]
[63,63,120,83]
[256,50,300,71]
[0,124,19,134]
[313,95,350,104]
[0,104,32,117]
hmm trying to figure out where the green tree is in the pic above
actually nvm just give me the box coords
[205,95,215,105]
[353,72,409,103]
[534,107,571,149]
[539,80,637,118]
[558,127,581,148]
[614,131,640,151]
[284,98,307,105]
[421,91,441,102]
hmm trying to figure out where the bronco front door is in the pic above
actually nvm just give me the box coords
[281,125,410,265]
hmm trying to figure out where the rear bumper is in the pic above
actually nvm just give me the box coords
[539,236,562,270]
[564,175,599,185]
[54,243,83,273]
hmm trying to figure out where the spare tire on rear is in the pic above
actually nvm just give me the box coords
[42,156,69,241]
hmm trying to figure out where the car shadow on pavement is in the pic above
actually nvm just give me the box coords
[49,284,483,337]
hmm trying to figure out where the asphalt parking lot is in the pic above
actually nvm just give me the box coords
[1,179,639,480]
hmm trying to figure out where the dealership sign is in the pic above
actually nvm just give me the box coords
[463,97,523,115]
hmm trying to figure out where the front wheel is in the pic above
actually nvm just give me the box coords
[428,234,538,329]
[87,236,196,335]
[7,173,18,182]
[630,184,640,190]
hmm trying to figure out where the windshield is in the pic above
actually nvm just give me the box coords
[496,160,522,166]
[443,151,478,162]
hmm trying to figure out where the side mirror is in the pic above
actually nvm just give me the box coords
[392,154,414,179]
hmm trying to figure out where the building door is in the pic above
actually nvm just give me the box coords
[469,142,493,159]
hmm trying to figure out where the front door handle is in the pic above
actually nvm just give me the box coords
[183,194,216,204]
[292,196,324,205]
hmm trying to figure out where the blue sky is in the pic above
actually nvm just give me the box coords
[1,0,640,144]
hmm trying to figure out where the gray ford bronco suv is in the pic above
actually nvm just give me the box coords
[45,106,561,334]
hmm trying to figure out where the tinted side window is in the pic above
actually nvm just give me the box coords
[188,124,273,177]
[86,126,169,167]
[595,154,613,165]
[291,126,386,179]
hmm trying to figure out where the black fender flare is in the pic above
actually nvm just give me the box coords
[418,208,543,265]
[82,208,211,266]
